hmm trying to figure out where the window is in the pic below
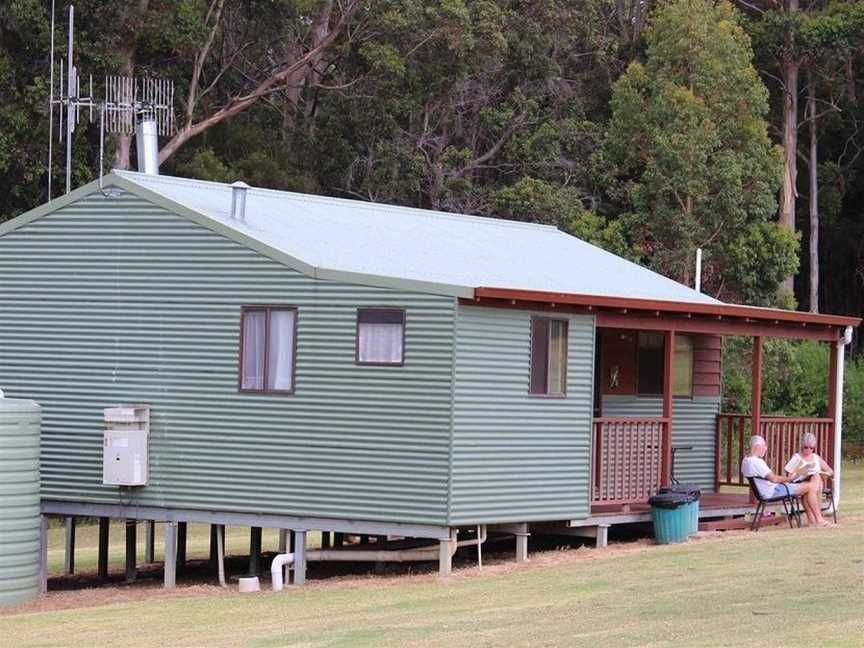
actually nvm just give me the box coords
[239,306,297,393]
[356,308,405,365]
[637,332,665,395]
[636,332,693,397]
[672,335,694,396]
[529,318,568,396]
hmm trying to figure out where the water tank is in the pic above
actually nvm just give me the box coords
[0,396,41,606]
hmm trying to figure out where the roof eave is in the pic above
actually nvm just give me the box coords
[472,287,861,332]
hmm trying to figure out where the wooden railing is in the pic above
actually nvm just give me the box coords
[592,417,669,504]
[716,414,834,487]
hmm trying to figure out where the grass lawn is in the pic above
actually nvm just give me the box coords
[2,463,863,648]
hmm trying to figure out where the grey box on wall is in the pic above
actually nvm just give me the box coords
[102,405,150,486]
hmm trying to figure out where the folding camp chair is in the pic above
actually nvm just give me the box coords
[746,476,802,531]
[792,475,838,525]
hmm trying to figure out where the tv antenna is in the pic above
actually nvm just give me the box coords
[47,2,174,198]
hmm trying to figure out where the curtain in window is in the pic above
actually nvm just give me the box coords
[267,310,296,390]
[241,310,266,390]
[548,320,567,394]
[358,322,403,364]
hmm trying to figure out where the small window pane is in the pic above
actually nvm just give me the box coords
[530,318,567,395]
[673,335,693,396]
[548,320,568,395]
[357,309,405,364]
[241,310,266,390]
[529,319,549,394]
[267,310,296,391]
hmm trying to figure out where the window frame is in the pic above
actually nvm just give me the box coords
[355,307,407,367]
[634,331,694,398]
[238,305,299,395]
[528,316,569,398]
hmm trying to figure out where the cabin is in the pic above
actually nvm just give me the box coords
[0,170,859,586]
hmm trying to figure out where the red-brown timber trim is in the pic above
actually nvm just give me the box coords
[473,287,861,329]
[661,331,674,485]
[751,337,763,444]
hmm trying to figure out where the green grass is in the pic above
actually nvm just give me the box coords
[3,463,864,648]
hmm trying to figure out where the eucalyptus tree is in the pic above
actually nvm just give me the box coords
[606,0,798,305]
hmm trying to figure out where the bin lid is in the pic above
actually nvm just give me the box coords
[649,492,693,509]
[658,483,702,499]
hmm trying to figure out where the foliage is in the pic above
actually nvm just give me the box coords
[1,0,863,330]
[722,337,864,443]
[605,0,795,305]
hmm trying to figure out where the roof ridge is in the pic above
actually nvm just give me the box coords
[114,170,559,232]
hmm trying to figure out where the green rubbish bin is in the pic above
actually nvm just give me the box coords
[649,492,693,544]
[659,483,701,535]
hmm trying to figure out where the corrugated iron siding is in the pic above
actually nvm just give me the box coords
[0,191,456,525]
[449,306,596,524]
[0,398,41,606]
[600,395,720,491]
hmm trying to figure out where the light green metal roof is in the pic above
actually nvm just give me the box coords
[2,171,720,304]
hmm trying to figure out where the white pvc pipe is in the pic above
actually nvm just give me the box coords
[270,552,294,592]
[832,326,852,510]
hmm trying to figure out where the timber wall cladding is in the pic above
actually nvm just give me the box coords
[599,330,721,397]
[693,335,721,397]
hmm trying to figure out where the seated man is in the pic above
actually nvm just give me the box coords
[741,435,829,527]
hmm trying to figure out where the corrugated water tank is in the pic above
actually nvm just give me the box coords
[0,394,41,606]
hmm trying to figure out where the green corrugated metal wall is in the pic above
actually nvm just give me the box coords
[449,306,596,524]
[0,191,456,525]
[600,395,720,491]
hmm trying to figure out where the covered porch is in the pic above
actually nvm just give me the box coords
[471,287,860,519]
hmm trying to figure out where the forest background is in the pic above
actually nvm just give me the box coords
[2,0,863,441]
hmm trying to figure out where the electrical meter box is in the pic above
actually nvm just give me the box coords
[102,405,150,486]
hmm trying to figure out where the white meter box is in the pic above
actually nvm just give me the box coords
[103,430,149,486]
[102,404,150,486]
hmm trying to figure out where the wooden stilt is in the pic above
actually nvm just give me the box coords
[177,522,187,574]
[216,524,226,587]
[125,519,137,583]
[39,515,49,594]
[249,526,262,576]
[293,531,307,585]
[209,524,218,568]
[98,517,110,580]
[438,529,455,577]
[144,521,155,563]
[163,521,177,589]
[64,516,76,575]
[512,523,530,562]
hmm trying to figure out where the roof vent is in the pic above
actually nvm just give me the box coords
[231,181,250,222]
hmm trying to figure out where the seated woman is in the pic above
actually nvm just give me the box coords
[741,435,829,527]
[784,432,834,527]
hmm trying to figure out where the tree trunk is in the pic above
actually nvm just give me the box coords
[807,70,819,313]
[778,0,799,295]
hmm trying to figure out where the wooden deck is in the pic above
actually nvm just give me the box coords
[575,492,754,528]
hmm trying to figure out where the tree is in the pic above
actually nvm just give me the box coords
[606,0,798,305]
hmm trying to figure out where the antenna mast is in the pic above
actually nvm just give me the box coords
[47,3,174,197]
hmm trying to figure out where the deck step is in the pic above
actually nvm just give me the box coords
[698,515,786,531]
